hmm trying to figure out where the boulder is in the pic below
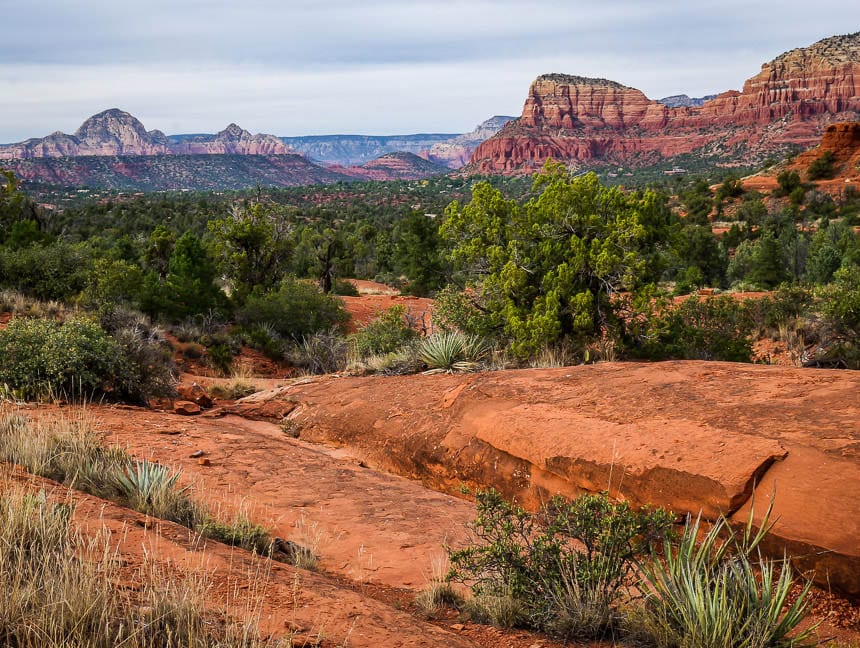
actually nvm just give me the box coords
[173,400,201,416]
[177,383,213,409]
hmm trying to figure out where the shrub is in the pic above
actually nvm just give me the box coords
[0,311,176,404]
[448,490,673,640]
[332,278,360,296]
[807,150,835,181]
[638,501,816,648]
[114,459,199,526]
[419,331,490,373]
[0,317,124,401]
[0,242,90,301]
[630,296,754,363]
[99,307,178,403]
[206,342,234,376]
[244,324,286,361]
[775,170,802,197]
[290,329,349,375]
[351,305,418,358]
[240,278,348,341]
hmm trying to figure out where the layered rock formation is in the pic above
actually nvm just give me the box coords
[658,94,717,108]
[230,361,860,599]
[0,109,294,158]
[171,123,292,155]
[471,32,860,173]
[423,115,515,168]
[335,151,448,181]
[744,121,860,194]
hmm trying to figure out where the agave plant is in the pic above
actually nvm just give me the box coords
[638,496,816,648]
[115,460,189,509]
[418,332,490,374]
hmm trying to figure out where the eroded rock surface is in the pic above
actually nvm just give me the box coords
[233,361,860,597]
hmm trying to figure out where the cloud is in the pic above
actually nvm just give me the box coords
[1,0,858,141]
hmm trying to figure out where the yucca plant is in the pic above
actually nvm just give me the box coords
[114,459,196,523]
[419,332,490,374]
[638,497,817,648]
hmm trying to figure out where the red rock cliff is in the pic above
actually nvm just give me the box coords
[471,32,860,173]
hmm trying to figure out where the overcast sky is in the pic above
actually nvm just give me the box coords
[1,1,858,142]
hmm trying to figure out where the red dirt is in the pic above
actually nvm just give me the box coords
[340,295,435,333]
[231,361,860,600]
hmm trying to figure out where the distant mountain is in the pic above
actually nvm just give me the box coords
[280,133,458,166]
[335,151,449,181]
[423,116,516,168]
[470,32,860,173]
[0,109,295,158]
[280,116,513,168]
[2,154,352,191]
[657,94,717,108]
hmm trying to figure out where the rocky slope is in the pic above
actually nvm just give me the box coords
[280,133,457,166]
[335,151,449,181]
[0,109,295,158]
[422,116,516,168]
[2,153,353,191]
[658,94,717,108]
[232,361,860,600]
[471,32,860,173]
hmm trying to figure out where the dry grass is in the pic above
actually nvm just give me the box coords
[0,408,307,564]
[415,555,462,617]
[0,481,291,647]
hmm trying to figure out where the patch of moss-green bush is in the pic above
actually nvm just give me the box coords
[351,305,418,358]
[0,315,176,403]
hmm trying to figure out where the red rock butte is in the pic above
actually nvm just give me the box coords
[470,32,860,173]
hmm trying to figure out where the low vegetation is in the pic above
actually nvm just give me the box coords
[0,410,297,558]
[443,489,816,646]
[0,483,290,647]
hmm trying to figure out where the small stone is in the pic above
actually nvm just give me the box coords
[450,623,465,632]
[174,401,201,416]
[201,407,226,418]
[177,383,214,408]
[189,450,205,459]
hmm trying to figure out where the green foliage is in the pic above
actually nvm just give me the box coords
[820,266,860,345]
[442,164,656,358]
[680,179,713,225]
[807,150,835,181]
[240,278,348,341]
[0,314,175,403]
[714,176,744,204]
[675,225,728,288]
[0,170,39,244]
[205,343,234,376]
[775,170,801,197]
[332,278,360,296]
[0,317,123,401]
[79,258,144,308]
[391,211,446,295]
[139,231,226,322]
[351,305,418,358]
[418,331,490,373]
[630,296,755,362]
[207,202,292,299]
[114,459,196,524]
[639,501,815,648]
[0,242,91,301]
[748,232,789,289]
[448,490,673,640]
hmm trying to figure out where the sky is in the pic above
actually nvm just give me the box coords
[1,1,859,142]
